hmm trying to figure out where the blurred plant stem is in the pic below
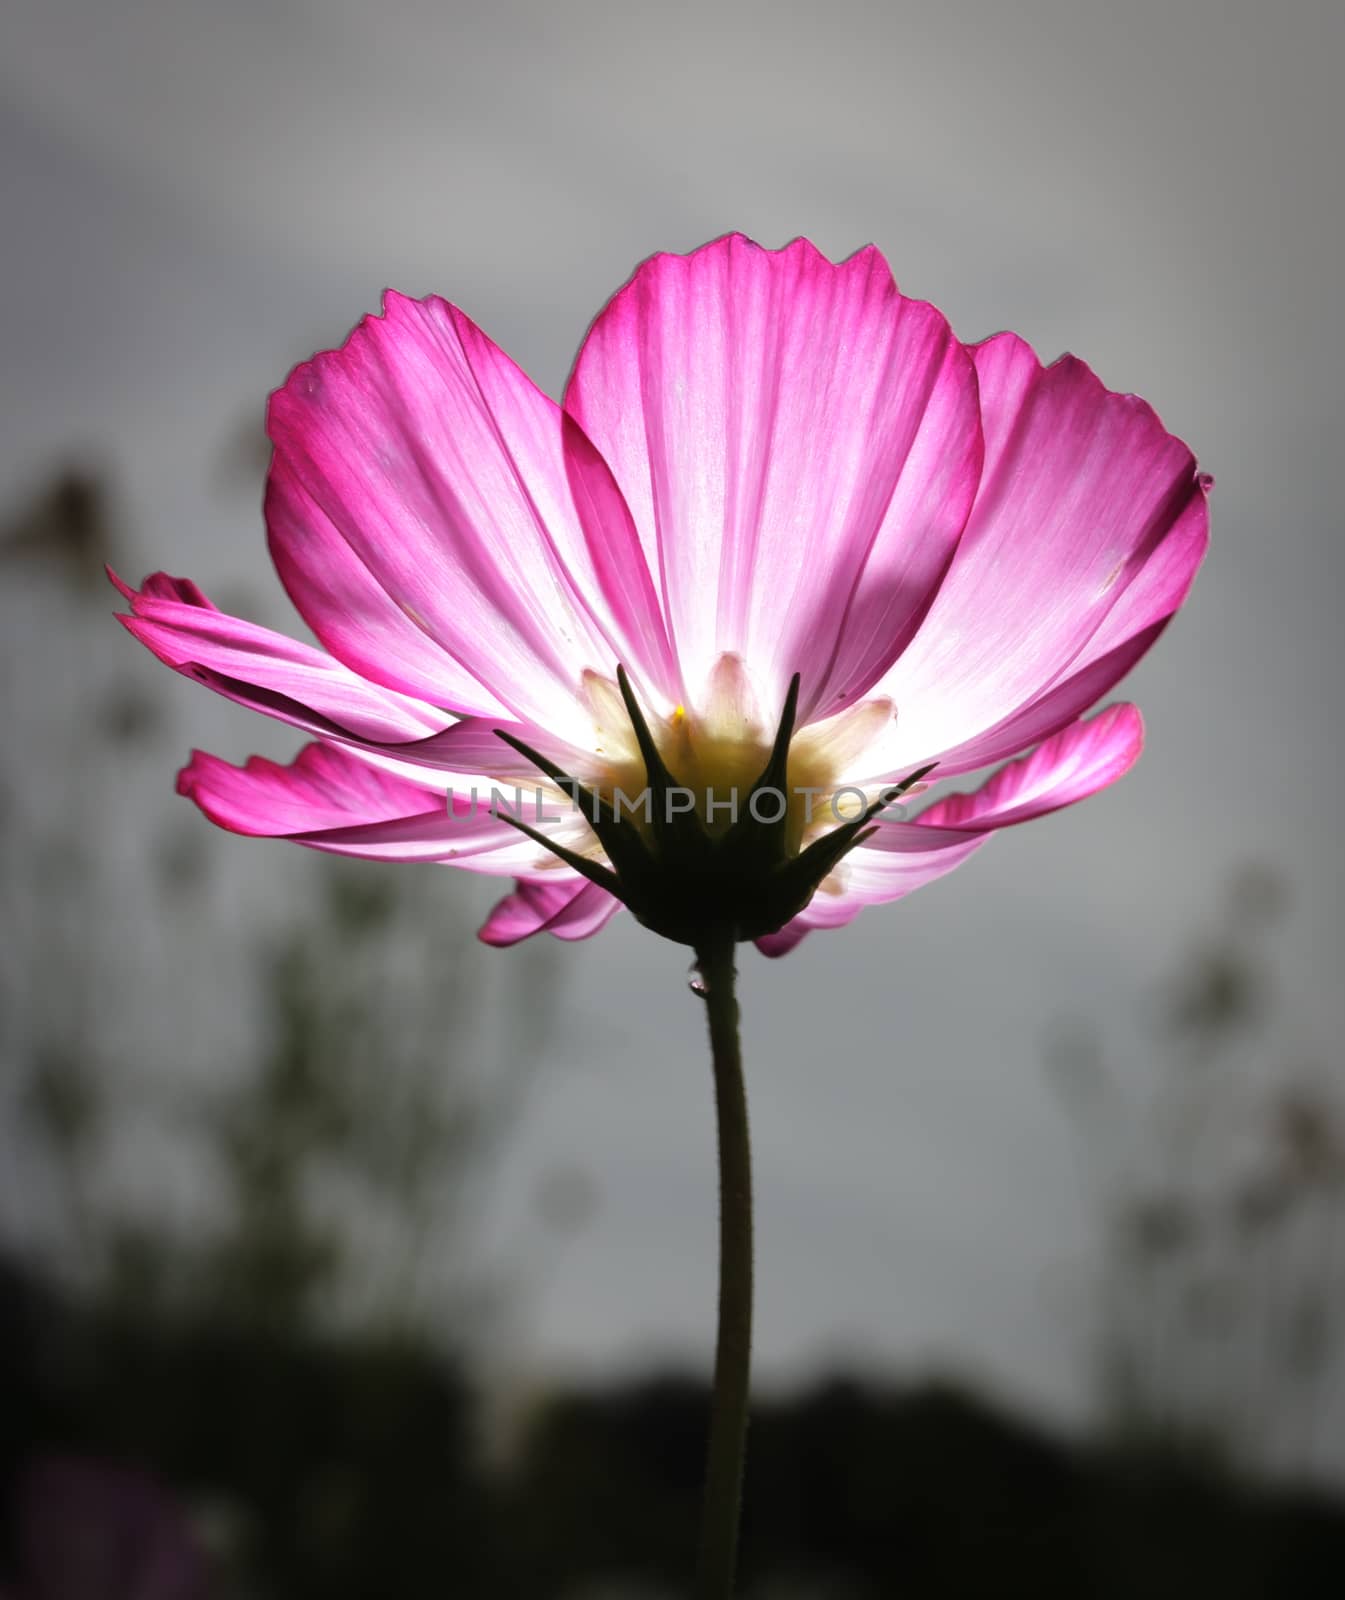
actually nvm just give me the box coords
[1049,865,1345,1486]
[694,932,752,1600]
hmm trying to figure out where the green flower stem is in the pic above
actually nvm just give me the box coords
[693,930,753,1600]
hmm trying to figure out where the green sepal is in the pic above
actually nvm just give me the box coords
[489,675,940,948]
[491,726,657,885]
[492,728,612,827]
[768,762,939,910]
[615,665,708,858]
[719,673,801,868]
[490,809,621,896]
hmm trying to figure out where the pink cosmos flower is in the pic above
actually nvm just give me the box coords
[114,234,1208,955]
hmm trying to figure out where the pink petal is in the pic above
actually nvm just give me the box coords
[564,233,982,720]
[755,830,986,957]
[795,832,988,934]
[479,876,622,945]
[880,334,1207,764]
[180,741,440,833]
[929,472,1211,777]
[267,292,674,737]
[400,715,604,787]
[753,921,811,958]
[112,569,451,744]
[179,743,591,870]
[757,705,1143,954]
[914,701,1144,830]
[115,573,618,815]
[131,571,216,607]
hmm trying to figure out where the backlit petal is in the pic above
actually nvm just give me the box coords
[112,569,451,743]
[758,705,1143,953]
[179,742,591,870]
[479,877,622,945]
[565,233,981,719]
[881,334,1205,763]
[268,292,673,736]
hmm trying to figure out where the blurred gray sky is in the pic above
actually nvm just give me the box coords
[3,0,1343,1458]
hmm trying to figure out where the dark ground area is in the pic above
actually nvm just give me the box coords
[4,1259,1343,1600]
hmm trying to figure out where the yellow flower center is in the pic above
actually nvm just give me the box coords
[488,655,928,943]
[579,657,904,857]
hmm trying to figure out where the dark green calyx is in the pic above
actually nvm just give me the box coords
[492,671,936,947]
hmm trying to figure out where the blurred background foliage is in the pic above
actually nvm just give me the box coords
[2,460,1343,1595]
[1050,865,1345,1487]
